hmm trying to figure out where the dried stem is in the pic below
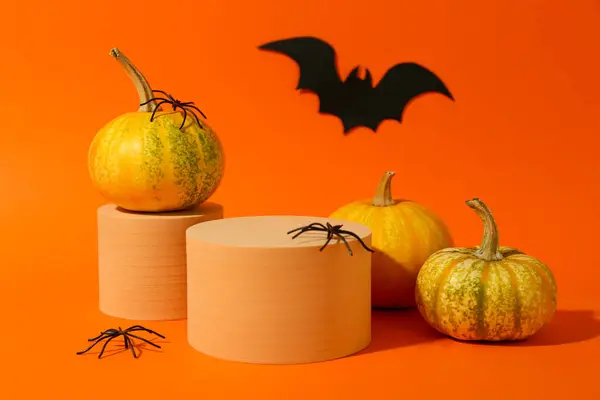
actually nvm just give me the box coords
[372,171,396,207]
[466,198,503,261]
[109,48,161,113]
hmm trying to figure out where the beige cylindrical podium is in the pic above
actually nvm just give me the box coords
[97,202,223,321]
[186,215,372,365]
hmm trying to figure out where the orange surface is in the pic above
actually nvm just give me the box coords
[1,0,599,398]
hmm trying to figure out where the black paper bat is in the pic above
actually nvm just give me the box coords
[258,36,454,134]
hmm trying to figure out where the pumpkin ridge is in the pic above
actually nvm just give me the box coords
[391,205,417,259]
[141,122,164,200]
[511,258,555,326]
[106,118,127,194]
[508,260,544,338]
[196,127,224,202]
[406,203,450,258]
[410,202,453,248]
[157,116,198,209]
[483,263,502,339]
[432,255,470,330]
[499,262,522,339]
[476,262,491,338]
[521,260,546,333]
[99,118,117,182]
[194,128,208,198]
[362,203,380,228]
[509,256,557,295]
[400,204,431,263]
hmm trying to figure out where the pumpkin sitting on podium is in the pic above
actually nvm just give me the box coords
[329,171,453,308]
[87,48,224,213]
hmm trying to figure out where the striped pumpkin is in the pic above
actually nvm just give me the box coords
[88,49,224,212]
[415,198,557,341]
[329,171,453,309]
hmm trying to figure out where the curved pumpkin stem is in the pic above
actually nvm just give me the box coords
[372,171,396,207]
[109,48,161,113]
[466,198,503,261]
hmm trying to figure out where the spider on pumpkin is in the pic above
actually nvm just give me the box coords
[140,89,207,131]
[76,325,165,359]
[287,222,375,256]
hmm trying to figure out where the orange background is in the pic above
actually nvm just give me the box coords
[1,0,599,398]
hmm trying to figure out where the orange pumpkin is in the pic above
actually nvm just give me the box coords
[329,171,453,308]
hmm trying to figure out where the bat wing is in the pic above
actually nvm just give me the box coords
[258,37,344,114]
[373,62,454,123]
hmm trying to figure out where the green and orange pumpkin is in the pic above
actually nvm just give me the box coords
[88,48,224,212]
[415,198,557,341]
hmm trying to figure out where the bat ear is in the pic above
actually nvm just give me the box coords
[348,66,360,79]
[364,69,373,85]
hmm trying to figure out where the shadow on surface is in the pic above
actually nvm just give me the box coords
[357,308,444,355]
[77,337,170,359]
[370,251,419,308]
[463,310,600,347]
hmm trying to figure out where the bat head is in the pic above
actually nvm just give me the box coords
[344,66,373,88]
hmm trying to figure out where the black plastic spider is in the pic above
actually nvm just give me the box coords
[76,325,165,359]
[140,89,207,131]
[287,222,375,256]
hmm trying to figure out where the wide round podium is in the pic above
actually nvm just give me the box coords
[186,215,372,365]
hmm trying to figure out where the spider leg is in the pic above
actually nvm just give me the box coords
[150,100,170,122]
[88,331,111,341]
[125,332,162,349]
[152,90,175,102]
[180,101,194,106]
[319,232,334,252]
[338,230,375,253]
[88,332,114,342]
[291,227,313,239]
[124,336,137,358]
[291,226,326,239]
[183,107,203,128]
[337,234,354,256]
[125,326,166,339]
[179,108,188,130]
[319,237,333,252]
[183,103,208,119]
[76,335,112,355]
[287,223,328,235]
[308,222,329,230]
[98,334,120,359]
[140,97,169,106]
